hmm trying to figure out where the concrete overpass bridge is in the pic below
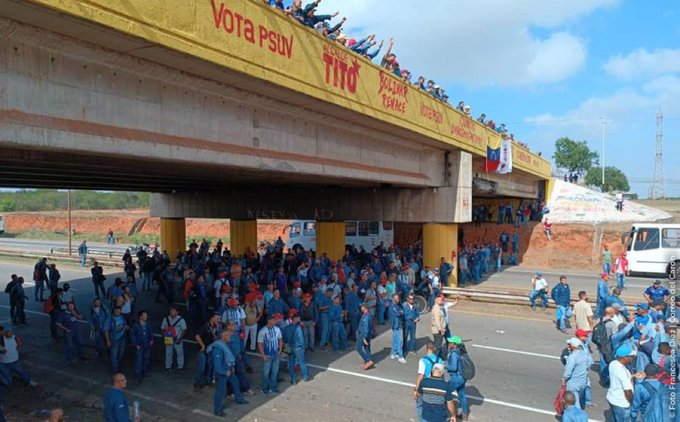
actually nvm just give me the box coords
[0,0,552,285]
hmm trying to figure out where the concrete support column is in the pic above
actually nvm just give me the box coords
[160,218,186,262]
[230,219,257,257]
[423,223,458,287]
[316,222,345,261]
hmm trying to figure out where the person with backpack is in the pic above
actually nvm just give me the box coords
[161,307,187,372]
[90,298,109,357]
[78,240,88,268]
[91,261,107,299]
[446,336,471,421]
[631,364,664,421]
[283,312,309,384]
[416,362,457,422]
[607,344,646,422]
[33,257,48,302]
[414,342,445,421]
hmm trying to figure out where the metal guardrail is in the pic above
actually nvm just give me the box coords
[49,247,124,259]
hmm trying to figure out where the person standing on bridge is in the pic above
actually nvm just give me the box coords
[552,276,572,334]
[78,240,88,268]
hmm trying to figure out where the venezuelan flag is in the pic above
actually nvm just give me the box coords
[485,133,501,172]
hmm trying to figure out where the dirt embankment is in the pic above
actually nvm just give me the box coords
[2,210,291,243]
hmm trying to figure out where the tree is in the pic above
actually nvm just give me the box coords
[553,137,599,177]
[584,166,630,193]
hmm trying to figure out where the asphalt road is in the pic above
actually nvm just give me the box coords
[0,259,612,421]
[468,266,666,305]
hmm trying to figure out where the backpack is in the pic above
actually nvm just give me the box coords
[42,294,58,314]
[163,317,183,345]
[656,357,673,385]
[460,349,476,381]
[592,318,614,363]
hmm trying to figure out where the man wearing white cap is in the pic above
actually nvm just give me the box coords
[416,362,457,422]
[561,337,592,409]
[607,344,645,421]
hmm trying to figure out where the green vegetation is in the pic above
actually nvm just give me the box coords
[0,190,149,212]
[584,166,630,193]
[553,137,599,177]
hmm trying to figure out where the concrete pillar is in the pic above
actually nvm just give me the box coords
[545,178,555,204]
[316,222,345,261]
[230,219,257,256]
[423,223,458,287]
[160,218,186,262]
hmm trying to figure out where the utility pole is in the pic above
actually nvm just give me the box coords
[650,110,665,199]
[67,190,72,256]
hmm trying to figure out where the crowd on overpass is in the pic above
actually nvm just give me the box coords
[263,0,535,153]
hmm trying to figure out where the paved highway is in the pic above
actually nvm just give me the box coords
[0,259,612,421]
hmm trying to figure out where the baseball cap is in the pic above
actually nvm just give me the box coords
[535,272,542,277]
[600,273,609,279]
[574,329,590,337]
[273,313,284,320]
[654,279,662,285]
[447,336,463,345]
[614,344,636,358]
[432,363,445,372]
[636,303,650,311]
[567,338,582,347]
[228,298,239,305]
[288,308,297,317]
[611,303,623,311]
[303,293,312,299]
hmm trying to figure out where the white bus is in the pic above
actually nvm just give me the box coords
[622,223,680,277]
[286,220,394,252]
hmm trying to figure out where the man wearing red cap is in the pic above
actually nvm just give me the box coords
[222,298,246,344]
[595,273,610,318]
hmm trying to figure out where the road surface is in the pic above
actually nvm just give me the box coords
[0,259,612,421]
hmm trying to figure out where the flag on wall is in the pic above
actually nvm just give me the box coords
[497,137,513,174]
[484,133,501,172]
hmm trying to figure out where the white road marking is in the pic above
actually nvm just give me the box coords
[3,306,602,421]
[471,344,560,360]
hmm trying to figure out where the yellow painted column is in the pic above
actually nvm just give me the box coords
[544,178,555,203]
[160,218,186,262]
[230,219,257,256]
[423,223,458,287]
[316,222,345,261]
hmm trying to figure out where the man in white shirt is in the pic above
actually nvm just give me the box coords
[529,272,549,311]
[607,344,644,421]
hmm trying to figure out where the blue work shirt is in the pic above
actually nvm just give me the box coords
[344,292,360,316]
[268,297,289,316]
[317,295,332,315]
[103,387,131,422]
[551,283,571,307]
[402,302,420,323]
[604,295,630,318]
[562,349,592,390]
[56,310,80,331]
[211,340,235,376]
[631,379,661,420]
[329,303,344,323]
[597,280,608,303]
[357,312,372,339]
[561,405,588,422]
[130,321,153,349]
[90,307,109,331]
[106,315,128,341]
[227,332,243,357]
[645,286,670,302]
[390,302,404,330]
